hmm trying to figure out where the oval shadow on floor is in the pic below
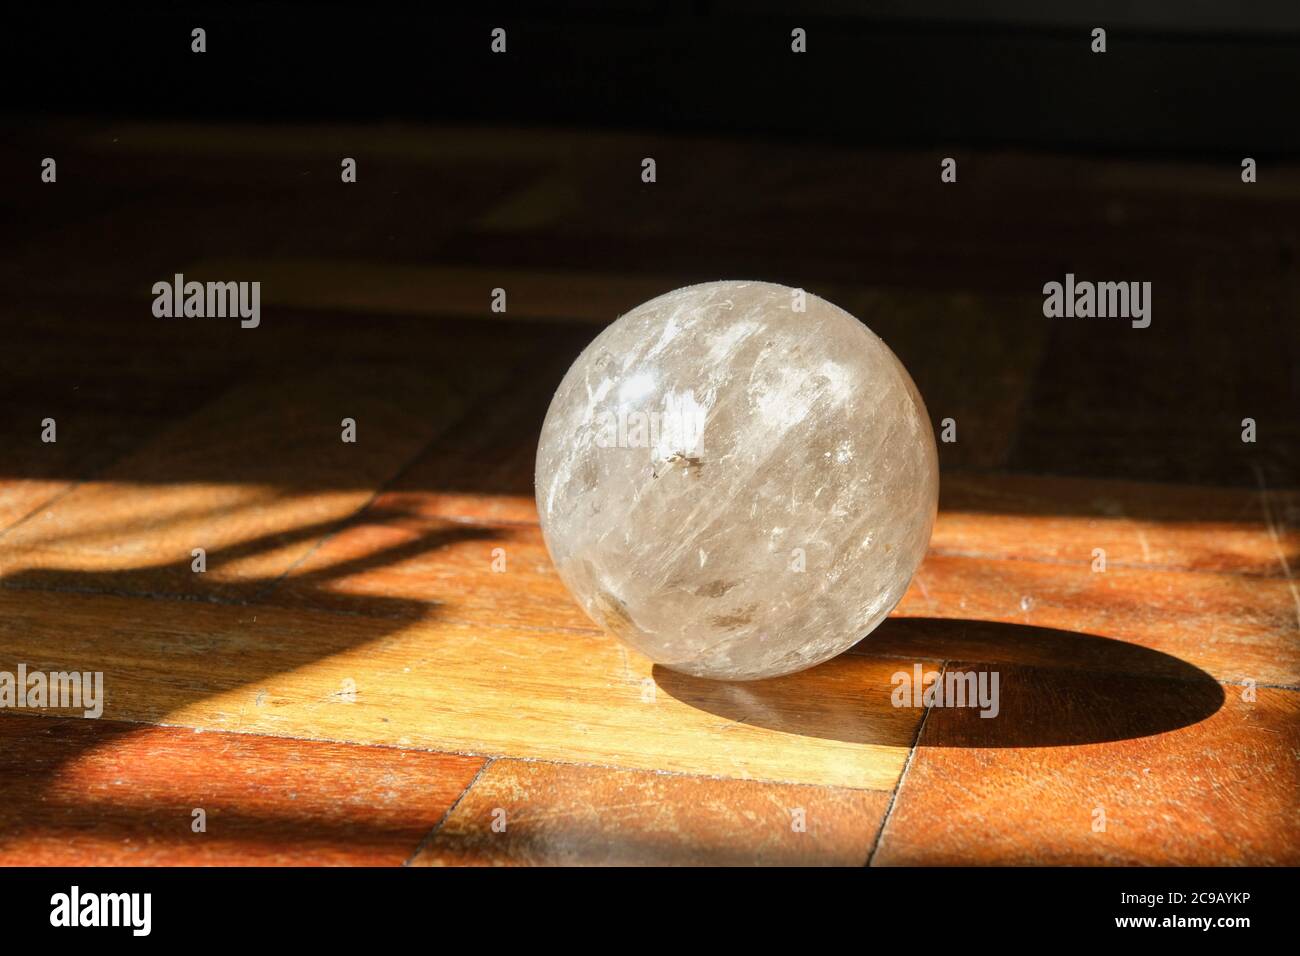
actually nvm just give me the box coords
[653,617,1226,748]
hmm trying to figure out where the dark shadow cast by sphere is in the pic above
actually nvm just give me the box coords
[653,617,1225,748]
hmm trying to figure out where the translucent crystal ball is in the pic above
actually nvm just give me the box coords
[535,281,938,680]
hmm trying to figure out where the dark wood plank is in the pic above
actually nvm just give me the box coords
[880,554,1300,686]
[0,713,483,866]
[0,361,509,600]
[936,472,1299,577]
[872,667,1299,865]
[413,757,889,866]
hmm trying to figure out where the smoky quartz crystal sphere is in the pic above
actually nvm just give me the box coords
[535,281,938,680]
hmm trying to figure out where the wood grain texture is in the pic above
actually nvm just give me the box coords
[936,472,1300,576]
[367,346,583,525]
[871,668,1300,866]
[2,120,1297,866]
[0,307,238,535]
[255,508,1299,687]
[0,588,925,791]
[0,365,500,600]
[850,290,1048,471]
[888,554,1300,686]
[0,713,483,866]
[1009,300,1299,488]
[245,463,1300,694]
[261,372,1296,577]
[266,514,594,631]
[413,758,890,866]
[182,257,681,325]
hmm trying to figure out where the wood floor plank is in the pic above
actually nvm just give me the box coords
[412,758,890,866]
[182,257,681,325]
[16,123,1297,312]
[883,554,1300,686]
[0,588,925,791]
[0,295,573,542]
[264,514,594,631]
[454,143,1300,294]
[0,364,500,600]
[871,668,1299,866]
[846,290,1048,471]
[0,713,484,866]
[1008,298,1298,488]
[2,296,578,381]
[371,345,583,524]
[256,344,587,623]
[2,126,554,303]
[319,376,1297,578]
[7,120,1296,867]
[936,472,1300,577]
[0,309,242,535]
[256,506,1298,688]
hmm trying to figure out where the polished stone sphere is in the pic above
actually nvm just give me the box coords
[535,281,938,680]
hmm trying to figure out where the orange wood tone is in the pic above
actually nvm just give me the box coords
[936,472,1300,577]
[0,714,483,866]
[413,758,890,866]
[268,514,593,630]
[265,504,1298,687]
[872,669,1300,866]
[1,122,1296,866]
[890,554,1299,686]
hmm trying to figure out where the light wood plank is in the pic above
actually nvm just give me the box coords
[256,506,1299,687]
[0,588,924,791]
[266,515,593,631]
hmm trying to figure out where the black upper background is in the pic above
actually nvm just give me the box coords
[5,1,1298,156]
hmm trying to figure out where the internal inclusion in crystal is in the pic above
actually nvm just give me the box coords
[535,280,939,681]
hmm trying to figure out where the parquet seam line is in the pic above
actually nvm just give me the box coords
[249,483,422,605]
[866,660,946,868]
[405,756,494,866]
[3,555,1291,616]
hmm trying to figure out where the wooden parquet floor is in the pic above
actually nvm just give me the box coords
[0,121,1296,865]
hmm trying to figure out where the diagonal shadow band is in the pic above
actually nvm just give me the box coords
[653,617,1225,748]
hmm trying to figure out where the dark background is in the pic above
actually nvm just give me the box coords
[7,1,1300,155]
[1,1,1297,492]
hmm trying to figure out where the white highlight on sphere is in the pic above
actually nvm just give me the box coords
[536,280,939,681]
